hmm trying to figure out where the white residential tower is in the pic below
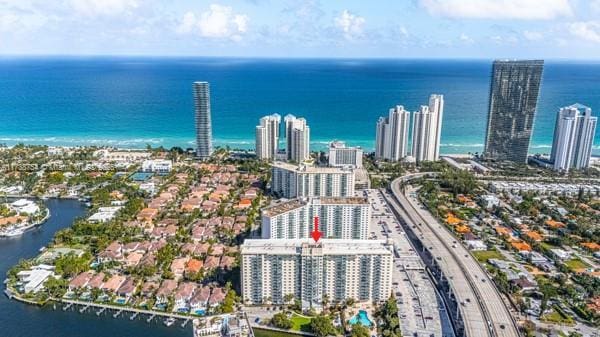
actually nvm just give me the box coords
[412,94,444,162]
[550,104,597,172]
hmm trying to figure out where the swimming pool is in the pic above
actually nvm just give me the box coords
[348,310,372,327]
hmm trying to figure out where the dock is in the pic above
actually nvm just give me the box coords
[59,298,200,321]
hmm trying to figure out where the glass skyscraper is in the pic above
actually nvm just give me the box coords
[484,60,544,163]
[194,81,212,159]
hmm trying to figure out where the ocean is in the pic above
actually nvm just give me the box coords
[1,57,599,155]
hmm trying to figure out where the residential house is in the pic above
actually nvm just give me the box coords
[174,282,197,312]
[208,287,226,308]
[116,277,137,300]
[101,274,126,293]
[190,286,211,314]
[86,272,105,290]
[155,279,178,305]
[170,257,189,280]
[68,271,93,291]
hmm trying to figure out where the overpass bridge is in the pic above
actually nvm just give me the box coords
[382,173,520,337]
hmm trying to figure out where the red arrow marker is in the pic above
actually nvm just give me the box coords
[311,216,322,242]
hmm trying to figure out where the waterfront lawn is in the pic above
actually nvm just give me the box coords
[290,313,312,332]
[254,327,304,337]
[472,250,504,263]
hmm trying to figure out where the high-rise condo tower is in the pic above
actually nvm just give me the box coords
[484,60,544,163]
[412,94,444,162]
[194,81,213,159]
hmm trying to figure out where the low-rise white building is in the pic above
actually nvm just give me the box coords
[465,240,487,251]
[0,185,24,195]
[138,182,156,196]
[241,239,393,310]
[489,181,600,196]
[10,199,40,215]
[88,206,122,223]
[95,149,151,162]
[141,159,173,173]
[550,248,572,260]
[480,195,500,209]
[16,264,56,293]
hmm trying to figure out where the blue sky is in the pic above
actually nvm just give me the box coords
[2,0,600,58]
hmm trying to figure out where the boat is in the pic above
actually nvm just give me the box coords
[164,317,176,327]
[0,226,27,237]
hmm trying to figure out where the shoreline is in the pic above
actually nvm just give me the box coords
[2,138,598,156]
[3,142,599,158]
[0,205,51,238]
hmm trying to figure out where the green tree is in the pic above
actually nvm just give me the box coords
[47,171,65,185]
[310,315,336,337]
[351,323,370,337]
[44,277,68,298]
[220,282,238,313]
[271,312,293,329]
[376,295,402,337]
[54,252,91,278]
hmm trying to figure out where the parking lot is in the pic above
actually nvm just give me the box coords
[364,189,454,337]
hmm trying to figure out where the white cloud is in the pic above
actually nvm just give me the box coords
[490,34,518,44]
[568,21,600,43]
[0,2,50,33]
[399,26,409,38]
[177,12,198,34]
[591,0,600,14]
[419,0,573,20]
[70,0,139,17]
[459,33,474,44]
[177,4,249,41]
[334,10,365,40]
[523,30,543,41]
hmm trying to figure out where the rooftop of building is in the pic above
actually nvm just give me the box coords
[262,197,368,216]
[272,161,353,173]
[241,239,392,256]
[262,199,307,217]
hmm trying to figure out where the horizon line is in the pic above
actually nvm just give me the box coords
[2,53,600,63]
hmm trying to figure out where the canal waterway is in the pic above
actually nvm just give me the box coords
[0,198,192,337]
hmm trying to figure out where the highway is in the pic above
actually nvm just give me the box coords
[384,174,520,337]
[366,189,452,337]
